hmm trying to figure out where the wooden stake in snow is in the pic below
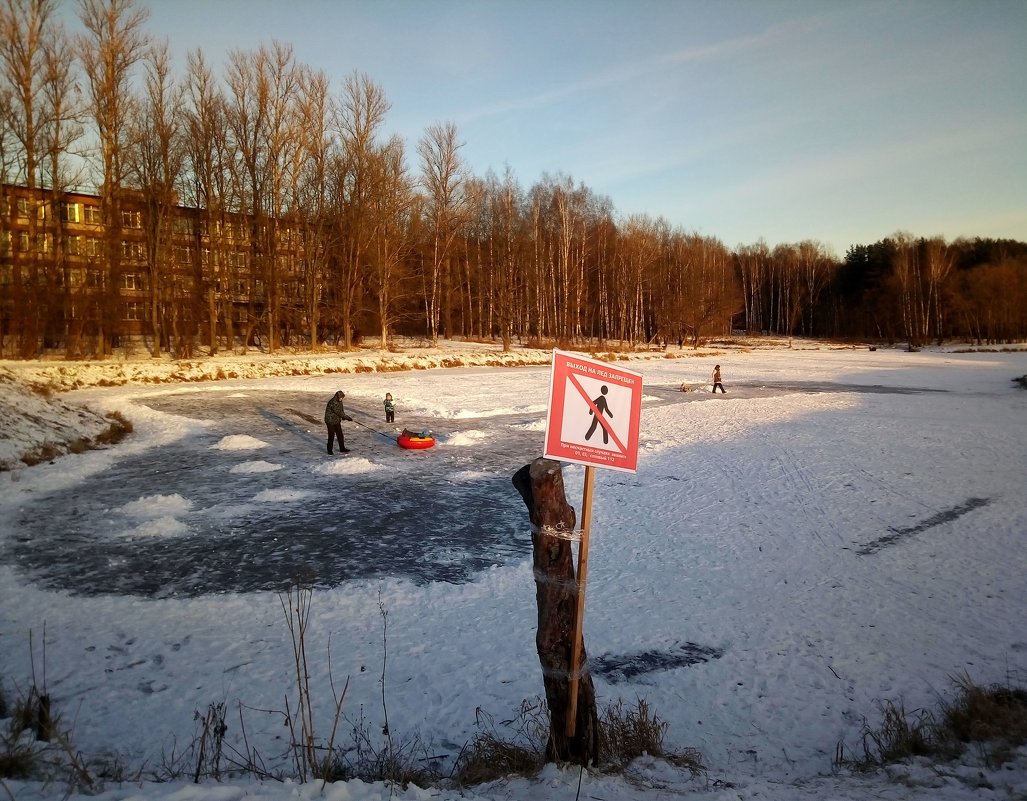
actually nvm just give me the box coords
[566,464,595,737]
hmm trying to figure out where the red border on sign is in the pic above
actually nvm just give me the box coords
[543,350,643,473]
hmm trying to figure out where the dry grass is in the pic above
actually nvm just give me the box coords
[0,736,36,779]
[941,673,1027,765]
[453,699,549,787]
[17,411,133,468]
[837,674,1027,772]
[453,696,704,786]
[1,681,54,780]
[20,443,62,467]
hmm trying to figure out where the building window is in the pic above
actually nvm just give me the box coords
[173,217,193,235]
[122,273,145,291]
[16,198,29,219]
[61,202,81,223]
[121,209,142,229]
[122,240,144,261]
[124,301,146,321]
[175,246,192,265]
[67,235,81,255]
[0,264,12,285]
[83,205,102,225]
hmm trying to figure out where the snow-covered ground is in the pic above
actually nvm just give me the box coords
[1,339,1026,800]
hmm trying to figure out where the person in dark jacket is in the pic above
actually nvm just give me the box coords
[384,392,395,423]
[324,390,352,454]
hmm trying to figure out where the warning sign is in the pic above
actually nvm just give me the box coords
[543,350,643,473]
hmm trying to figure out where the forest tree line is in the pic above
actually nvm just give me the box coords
[2,0,1025,360]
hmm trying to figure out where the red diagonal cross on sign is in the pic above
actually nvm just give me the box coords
[566,371,627,455]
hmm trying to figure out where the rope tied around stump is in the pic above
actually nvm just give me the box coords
[530,522,583,543]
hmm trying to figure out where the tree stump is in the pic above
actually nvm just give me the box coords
[513,459,599,766]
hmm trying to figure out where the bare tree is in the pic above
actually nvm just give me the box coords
[418,121,467,343]
[77,0,150,356]
[735,239,770,334]
[890,232,925,347]
[366,134,414,348]
[0,83,12,357]
[923,236,955,343]
[798,239,833,337]
[289,66,334,351]
[0,0,55,188]
[333,70,390,349]
[182,48,234,353]
[0,0,60,355]
[223,41,301,352]
[125,40,185,357]
[486,167,526,351]
[40,13,85,355]
[675,233,740,347]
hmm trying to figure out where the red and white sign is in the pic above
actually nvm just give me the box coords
[543,350,643,473]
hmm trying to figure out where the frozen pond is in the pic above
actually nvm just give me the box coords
[8,388,550,597]
[4,377,947,598]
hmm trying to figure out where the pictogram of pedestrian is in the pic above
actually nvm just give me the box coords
[584,385,613,444]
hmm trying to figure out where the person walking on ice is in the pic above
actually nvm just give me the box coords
[324,390,352,454]
[585,384,613,444]
[712,364,726,394]
[384,392,395,423]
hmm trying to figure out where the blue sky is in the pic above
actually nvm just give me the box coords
[68,0,1027,256]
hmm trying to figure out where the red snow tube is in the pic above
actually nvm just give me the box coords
[398,430,436,450]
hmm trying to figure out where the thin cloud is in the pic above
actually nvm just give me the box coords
[458,7,842,124]
[456,11,837,124]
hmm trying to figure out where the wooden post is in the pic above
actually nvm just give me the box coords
[566,465,595,736]
[513,459,599,766]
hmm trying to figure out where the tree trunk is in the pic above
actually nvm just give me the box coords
[512,458,600,766]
